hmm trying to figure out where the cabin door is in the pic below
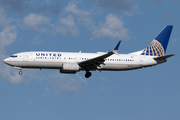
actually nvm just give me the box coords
[23,54,28,61]
[139,57,144,66]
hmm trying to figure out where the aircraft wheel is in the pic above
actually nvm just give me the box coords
[85,72,92,78]
[19,71,23,75]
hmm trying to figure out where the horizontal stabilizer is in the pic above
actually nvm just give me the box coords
[153,54,175,60]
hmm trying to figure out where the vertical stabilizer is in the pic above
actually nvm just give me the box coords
[141,25,173,56]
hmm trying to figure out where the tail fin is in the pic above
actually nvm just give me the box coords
[141,25,173,56]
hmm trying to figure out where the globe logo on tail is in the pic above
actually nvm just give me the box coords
[141,40,164,56]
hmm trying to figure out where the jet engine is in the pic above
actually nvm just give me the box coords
[60,63,80,74]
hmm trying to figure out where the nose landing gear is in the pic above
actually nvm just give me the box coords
[19,70,23,75]
[13,67,23,75]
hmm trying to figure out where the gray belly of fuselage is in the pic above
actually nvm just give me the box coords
[10,61,144,71]
[9,61,63,69]
[100,64,143,71]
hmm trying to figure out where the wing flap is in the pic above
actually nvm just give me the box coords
[78,51,114,65]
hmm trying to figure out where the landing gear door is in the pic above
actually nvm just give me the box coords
[23,54,28,61]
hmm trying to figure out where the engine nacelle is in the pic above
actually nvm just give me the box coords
[60,63,80,74]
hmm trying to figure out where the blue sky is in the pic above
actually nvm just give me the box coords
[0,0,180,120]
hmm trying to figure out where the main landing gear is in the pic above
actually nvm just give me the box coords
[85,70,92,78]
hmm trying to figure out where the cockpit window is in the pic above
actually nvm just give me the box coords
[10,55,18,58]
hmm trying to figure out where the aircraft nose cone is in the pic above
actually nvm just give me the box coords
[3,58,7,63]
[3,58,10,64]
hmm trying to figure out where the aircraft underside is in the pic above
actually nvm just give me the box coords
[8,61,153,78]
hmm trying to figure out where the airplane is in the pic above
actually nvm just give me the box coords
[3,25,175,78]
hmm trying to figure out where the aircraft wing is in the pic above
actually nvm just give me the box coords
[78,41,121,69]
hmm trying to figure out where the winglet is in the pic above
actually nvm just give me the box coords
[113,41,121,52]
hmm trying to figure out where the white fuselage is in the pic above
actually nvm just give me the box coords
[3,25,173,78]
[3,51,164,72]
